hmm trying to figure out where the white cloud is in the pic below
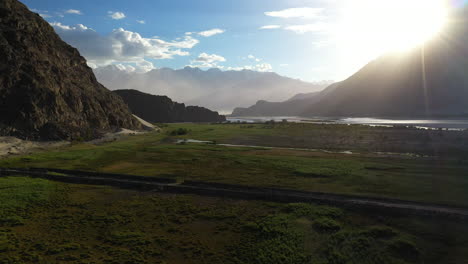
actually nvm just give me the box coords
[191,53,226,68]
[247,55,261,62]
[113,60,155,73]
[65,9,82,15]
[136,20,146,24]
[50,22,90,31]
[108,11,126,20]
[265,8,324,19]
[280,64,289,67]
[253,63,273,72]
[260,25,281,30]
[225,63,273,72]
[51,22,199,69]
[195,53,226,63]
[31,9,52,18]
[284,23,329,34]
[197,28,225,37]
[115,64,137,73]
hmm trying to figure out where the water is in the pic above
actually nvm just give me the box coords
[175,139,213,144]
[227,116,468,130]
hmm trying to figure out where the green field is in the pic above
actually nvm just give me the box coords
[2,123,468,206]
[1,123,468,263]
[1,176,467,264]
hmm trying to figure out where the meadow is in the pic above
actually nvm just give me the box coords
[1,123,468,263]
[1,123,468,206]
[0,176,467,264]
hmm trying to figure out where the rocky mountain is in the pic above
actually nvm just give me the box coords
[94,66,332,113]
[301,7,468,118]
[231,83,339,117]
[0,0,141,140]
[114,90,226,123]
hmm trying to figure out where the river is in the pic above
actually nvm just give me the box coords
[227,117,468,130]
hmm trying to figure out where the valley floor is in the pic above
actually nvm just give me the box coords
[1,123,468,263]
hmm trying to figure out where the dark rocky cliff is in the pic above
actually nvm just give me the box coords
[0,0,141,140]
[114,89,226,123]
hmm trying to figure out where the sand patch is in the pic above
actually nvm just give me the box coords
[0,136,69,158]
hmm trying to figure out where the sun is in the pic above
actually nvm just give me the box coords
[333,0,448,79]
[340,0,448,53]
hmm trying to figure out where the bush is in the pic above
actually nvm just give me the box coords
[366,226,398,239]
[285,203,343,219]
[388,238,420,262]
[313,218,341,233]
[170,128,189,136]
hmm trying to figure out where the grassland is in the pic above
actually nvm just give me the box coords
[1,123,468,207]
[1,176,467,264]
[1,123,468,263]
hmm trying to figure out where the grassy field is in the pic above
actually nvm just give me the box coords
[1,123,468,263]
[1,123,468,207]
[1,176,467,264]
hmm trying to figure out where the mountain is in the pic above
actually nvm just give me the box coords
[234,8,468,119]
[0,0,141,140]
[231,83,339,117]
[114,90,226,123]
[94,66,332,113]
[301,8,468,118]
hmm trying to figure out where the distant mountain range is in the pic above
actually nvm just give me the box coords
[94,66,332,113]
[231,83,339,117]
[233,7,468,118]
[114,90,225,123]
[0,0,141,140]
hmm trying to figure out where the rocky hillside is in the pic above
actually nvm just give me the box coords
[114,90,226,123]
[0,0,141,140]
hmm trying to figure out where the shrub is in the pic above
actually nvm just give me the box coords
[313,218,341,233]
[170,128,189,136]
[285,203,343,219]
[388,238,420,262]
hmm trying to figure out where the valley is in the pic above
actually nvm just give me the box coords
[1,0,467,263]
[1,123,468,263]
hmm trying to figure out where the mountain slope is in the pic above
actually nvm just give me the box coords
[302,8,468,118]
[114,90,226,123]
[231,83,340,117]
[0,0,141,140]
[94,66,331,113]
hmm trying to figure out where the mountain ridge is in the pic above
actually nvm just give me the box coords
[0,0,141,140]
[114,89,226,123]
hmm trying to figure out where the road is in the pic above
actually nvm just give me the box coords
[1,167,467,220]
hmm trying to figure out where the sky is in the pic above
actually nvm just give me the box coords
[21,0,455,82]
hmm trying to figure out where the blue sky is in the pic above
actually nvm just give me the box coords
[20,0,454,82]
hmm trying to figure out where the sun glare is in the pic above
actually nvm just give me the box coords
[341,0,448,52]
[334,0,448,79]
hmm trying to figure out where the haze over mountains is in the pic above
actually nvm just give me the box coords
[0,0,141,140]
[234,7,468,118]
[94,66,332,113]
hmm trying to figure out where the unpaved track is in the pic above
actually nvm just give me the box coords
[1,167,467,220]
